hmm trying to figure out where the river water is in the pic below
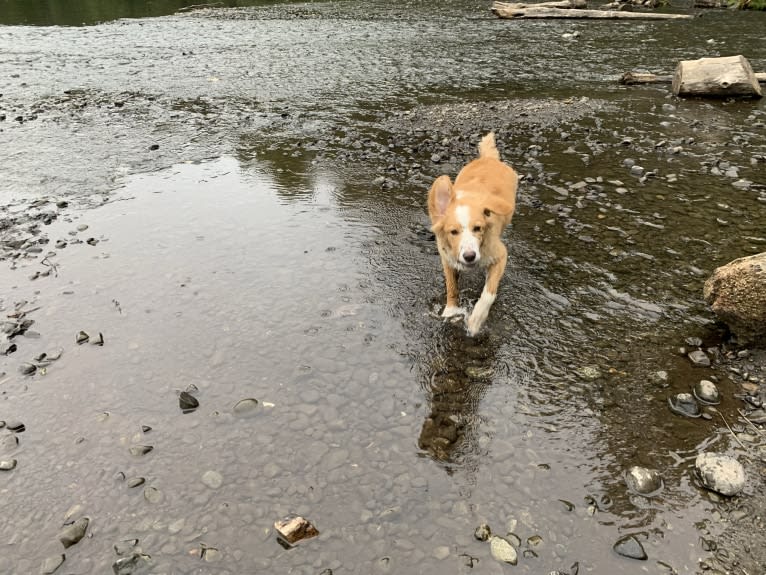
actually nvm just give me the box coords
[1,1,765,574]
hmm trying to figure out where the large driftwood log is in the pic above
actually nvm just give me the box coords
[672,55,763,98]
[492,5,695,18]
[491,0,586,11]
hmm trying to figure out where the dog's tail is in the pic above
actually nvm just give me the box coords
[477,132,500,160]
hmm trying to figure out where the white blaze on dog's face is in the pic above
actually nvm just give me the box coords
[441,201,489,267]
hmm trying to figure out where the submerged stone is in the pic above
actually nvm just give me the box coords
[179,391,199,412]
[59,517,89,549]
[695,453,746,496]
[473,523,491,541]
[625,466,663,496]
[668,393,701,418]
[201,470,223,489]
[489,536,518,565]
[233,398,259,417]
[274,515,319,545]
[41,553,65,574]
[112,552,151,575]
[693,380,720,405]
[688,349,711,367]
[613,534,647,560]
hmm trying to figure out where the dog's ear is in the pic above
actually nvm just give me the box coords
[428,175,453,226]
[482,196,515,218]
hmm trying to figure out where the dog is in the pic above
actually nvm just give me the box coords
[427,132,518,336]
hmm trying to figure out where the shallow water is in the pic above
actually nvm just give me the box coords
[1,1,766,573]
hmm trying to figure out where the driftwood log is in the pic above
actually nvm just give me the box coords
[621,70,766,85]
[672,55,763,98]
[491,2,695,19]
[492,0,586,10]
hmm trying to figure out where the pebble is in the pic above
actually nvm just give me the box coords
[688,350,710,367]
[129,445,153,456]
[201,470,223,489]
[7,421,25,433]
[19,362,37,375]
[179,391,199,412]
[668,393,701,418]
[625,466,663,496]
[613,534,647,560]
[127,477,146,488]
[40,554,66,574]
[113,553,151,575]
[144,486,163,503]
[695,453,746,496]
[59,517,89,548]
[274,515,319,545]
[489,536,518,565]
[474,523,491,541]
[0,459,18,471]
[233,398,259,417]
[693,380,720,405]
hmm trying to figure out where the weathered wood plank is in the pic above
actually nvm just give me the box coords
[491,0,586,11]
[492,6,695,19]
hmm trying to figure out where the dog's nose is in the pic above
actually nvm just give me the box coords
[463,251,476,263]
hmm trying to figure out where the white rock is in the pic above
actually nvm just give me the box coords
[695,453,746,496]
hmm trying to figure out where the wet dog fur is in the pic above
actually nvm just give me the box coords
[427,132,518,336]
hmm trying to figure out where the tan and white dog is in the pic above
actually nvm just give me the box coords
[427,132,518,336]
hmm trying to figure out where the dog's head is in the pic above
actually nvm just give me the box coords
[427,175,514,268]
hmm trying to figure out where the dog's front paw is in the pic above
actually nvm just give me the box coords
[442,305,467,319]
[465,313,484,337]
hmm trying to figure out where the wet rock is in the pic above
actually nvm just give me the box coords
[201,470,223,489]
[129,445,153,456]
[112,552,152,575]
[489,535,518,565]
[474,523,491,541]
[668,393,701,418]
[0,459,18,471]
[143,486,163,503]
[179,391,199,412]
[91,332,104,346]
[127,477,145,488]
[625,466,663,496]
[704,252,766,345]
[233,398,259,417]
[41,553,66,574]
[693,380,720,405]
[688,349,710,367]
[695,453,746,496]
[274,515,319,545]
[7,421,25,433]
[613,534,647,560]
[59,517,89,548]
[113,539,140,556]
[76,331,89,345]
[19,362,36,375]
[575,365,602,381]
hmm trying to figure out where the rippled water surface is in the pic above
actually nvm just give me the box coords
[1,1,766,573]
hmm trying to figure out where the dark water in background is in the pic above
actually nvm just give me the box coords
[0,0,281,26]
[0,1,765,573]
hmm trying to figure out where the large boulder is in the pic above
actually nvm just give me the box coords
[703,252,766,345]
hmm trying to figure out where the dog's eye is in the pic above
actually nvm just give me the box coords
[449,229,459,236]
[473,225,482,233]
